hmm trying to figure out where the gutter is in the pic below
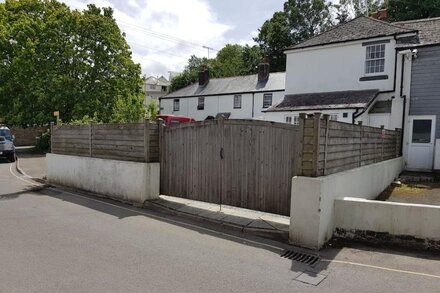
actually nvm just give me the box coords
[352,92,381,123]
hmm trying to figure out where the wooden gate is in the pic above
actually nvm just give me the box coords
[160,119,299,216]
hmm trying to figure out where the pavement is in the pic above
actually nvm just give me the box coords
[147,195,290,240]
[2,153,439,292]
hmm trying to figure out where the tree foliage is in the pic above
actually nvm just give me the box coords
[254,0,333,72]
[387,0,440,21]
[0,0,144,126]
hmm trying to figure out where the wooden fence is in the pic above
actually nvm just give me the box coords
[297,113,402,177]
[160,119,299,216]
[51,122,159,163]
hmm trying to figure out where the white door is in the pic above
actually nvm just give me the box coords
[407,116,436,170]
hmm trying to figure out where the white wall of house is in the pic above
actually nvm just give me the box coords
[264,109,356,124]
[285,37,396,94]
[159,91,284,121]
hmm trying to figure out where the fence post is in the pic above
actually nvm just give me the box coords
[295,113,306,176]
[380,125,385,161]
[312,113,322,177]
[89,122,92,157]
[358,121,363,167]
[395,128,401,157]
[50,122,54,153]
[322,114,330,176]
[144,119,150,163]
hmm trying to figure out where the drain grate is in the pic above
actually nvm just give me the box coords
[280,249,320,266]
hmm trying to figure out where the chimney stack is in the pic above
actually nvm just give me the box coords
[198,65,209,86]
[370,9,387,21]
[258,57,270,82]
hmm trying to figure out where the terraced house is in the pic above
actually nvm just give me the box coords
[266,16,440,171]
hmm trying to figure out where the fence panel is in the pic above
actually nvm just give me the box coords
[51,121,160,163]
[298,113,402,177]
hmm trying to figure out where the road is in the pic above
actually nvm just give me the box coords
[1,157,440,292]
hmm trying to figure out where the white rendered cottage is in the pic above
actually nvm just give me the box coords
[159,62,285,121]
[264,16,417,130]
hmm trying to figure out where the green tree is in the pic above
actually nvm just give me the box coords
[254,0,333,72]
[0,0,143,126]
[111,93,145,123]
[145,99,158,121]
[337,0,384,19]
[387,0,440,21]
[211,44,245,77]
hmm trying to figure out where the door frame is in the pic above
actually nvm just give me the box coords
[406,115,436,171]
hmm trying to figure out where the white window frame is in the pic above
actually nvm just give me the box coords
[149,84,156,90]
[285,116,292,124]
[293,116,300,125]
[365,43,386,75]
[263,93,272,108]
[197,97,205,110]
[173,99,180,112]
[233,94,242,109]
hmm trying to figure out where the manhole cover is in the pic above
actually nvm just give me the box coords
[280,249,320,266]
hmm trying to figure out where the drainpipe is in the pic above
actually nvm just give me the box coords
[352,109,360,124]
[399,53,406,156]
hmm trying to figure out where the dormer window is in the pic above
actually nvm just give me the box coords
[365,43,385,74]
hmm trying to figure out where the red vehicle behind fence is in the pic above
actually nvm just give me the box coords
[157,115,195,127]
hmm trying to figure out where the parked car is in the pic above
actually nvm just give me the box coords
[0,126,16,162]
[157,115,195,127]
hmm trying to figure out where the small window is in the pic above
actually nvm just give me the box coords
[149,84,156,90]
[285,116,292,124]
[263,93,272,108]
[412,120,432,143]
[343,112,348,118]
[330,114,338,121]
[197,97,205,110]
[365,44,385,74]
[234,95,242,109]
[173,99,180,111]
[161,86,167,92]
[293,116,300,125]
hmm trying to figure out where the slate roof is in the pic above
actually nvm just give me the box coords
[286,16,416,51]
[369,100,392,114]
[162,72,285,99]
[265,89,379,112]
[394,17,440,47]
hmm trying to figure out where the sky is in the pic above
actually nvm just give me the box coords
[56,0,287,78]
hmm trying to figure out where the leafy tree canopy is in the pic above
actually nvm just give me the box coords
[0,0,144,126]
[387,0,440,21]
[254,0,333,72]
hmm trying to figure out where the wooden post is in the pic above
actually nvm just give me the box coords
[144,119,150,163]
[380,125,385,161]
[312,113,322,177]
[295,113,307,176]
[395,128,401,157]
[358,121,363,167]
[50,122,54,153]
[89,122,92,157]
[322,114,330,176]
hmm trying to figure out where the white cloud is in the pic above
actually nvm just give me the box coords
[60,0,231,77]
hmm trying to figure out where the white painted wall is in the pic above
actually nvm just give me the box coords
[47,154,160,204]
[285,37,396,94]
[264,109,356,124]
[290,157,403,249]
[159,91,284,121]
[335,197,440,242]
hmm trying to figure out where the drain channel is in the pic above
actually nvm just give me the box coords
[280,249,320,266]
